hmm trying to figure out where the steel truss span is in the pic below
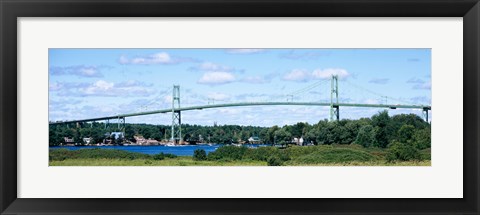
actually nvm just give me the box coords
[49,101,431,125]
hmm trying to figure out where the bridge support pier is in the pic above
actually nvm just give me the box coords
[105,119,110,130]
[332,105,339,121]
[171,85,182,144]
[117,117,125,134]
[423,108,429,122]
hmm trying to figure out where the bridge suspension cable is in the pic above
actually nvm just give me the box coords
[343,79,417,105]
[287,79,328,96]
[276,79,329,102]
[134,86,172,112]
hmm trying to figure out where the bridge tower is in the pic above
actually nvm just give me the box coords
[171,85,182,143]
[330,75,339,121]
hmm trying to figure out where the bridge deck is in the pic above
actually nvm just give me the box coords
[49,102,431,125]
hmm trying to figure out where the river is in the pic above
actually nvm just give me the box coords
[49,144,269,156]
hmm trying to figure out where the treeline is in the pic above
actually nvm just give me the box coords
[49,111,430,151]
[49,123,266,145]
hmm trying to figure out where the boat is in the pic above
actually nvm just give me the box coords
[165,142,175,147]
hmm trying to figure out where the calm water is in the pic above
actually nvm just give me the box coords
[49,144,268,156]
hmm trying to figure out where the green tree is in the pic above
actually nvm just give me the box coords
[371,110,393,148]
[274,128,292,146]
[355,125,376,148]
[266,126,279,144]
[305,127,319,145]
[413,127,431,150]
[343,120,362,144]
[288,122,308,138]
[397,124,415,144]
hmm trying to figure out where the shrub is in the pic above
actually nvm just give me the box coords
[49,148,80,161]
[193,149,207,161]
[244,147,279,161]
[49,148,152,161]
[153,153,165,160]
[419,148,431,160]
[285,145,316,158]
[163,153,177,159]
[207,145,247,161]
[267,156,284,166]
[290,147,375,164]
[386,141,420,162]
[152,152,176,160]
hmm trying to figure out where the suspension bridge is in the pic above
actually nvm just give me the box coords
[49,75,431,143]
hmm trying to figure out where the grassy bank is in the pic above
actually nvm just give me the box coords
[49,144,430,166]
[49,157,430,166]
[50,157,266,166]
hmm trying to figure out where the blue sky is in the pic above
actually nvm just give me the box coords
[49,49,431,126]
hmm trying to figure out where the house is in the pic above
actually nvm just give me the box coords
[248,136,261,144]
[292,137,305,146]
[82,137,93,145]
[134,135,146,144]
[64,137,74,146]
[110,132,124,140]
[145,138,159,145]
[299,137,304,146]
[134,135,159,145]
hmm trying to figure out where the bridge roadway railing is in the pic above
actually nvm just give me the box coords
[49,102,431,125]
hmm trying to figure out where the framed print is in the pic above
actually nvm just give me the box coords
[1,0,479,214]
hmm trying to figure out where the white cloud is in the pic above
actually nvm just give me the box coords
[164,95,173,103]
[364,99,379,104]
[198,62,230,71]
[49,65,107,78]
[407,78,425,84]
[218,109,241,114]
[118,55,129,64]
[197,71,236,85]
[190,61,242,74]
[280,50,324,60]
[225,49,264,54]
[53,80,155,97]
[413,82,431,90]
[312,68,350,80]
[131,52,172,64]
[119,52,194,65]
[242,76,266,84]
[49,82,63,91]
[83,80,114,94]
[282,68,350,82]
[410,96,431,104]
[282,69,311,82]
[207,92,230,101]
[406,77,431,90]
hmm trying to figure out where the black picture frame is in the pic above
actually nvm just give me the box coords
[1,0,479,214]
